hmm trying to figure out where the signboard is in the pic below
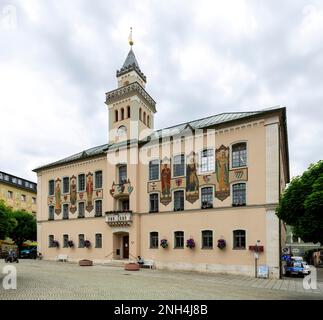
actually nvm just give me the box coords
[282,247,290,254]
[257,265,269,279]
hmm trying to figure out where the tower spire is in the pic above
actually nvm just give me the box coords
[128,27,134,47]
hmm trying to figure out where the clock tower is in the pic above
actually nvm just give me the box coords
[105,32,157,144]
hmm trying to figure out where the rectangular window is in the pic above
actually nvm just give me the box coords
[95,171,103,189]
[118,165,127,184]
[233,230,246,249]
[17,179,22,185]
[232,183,246,206]
[149,193,159,213]
[32,197,36,204]
[63,234,69,248]
[202,230,213,249]
[63,177,70,194]
[4,175,9,181]
[78,174,85,192]
[174,190,184,211]
[173,154,185,177]
[7,191,13,199]
[48,180,55,196]
[95,233,102,248]
[149,160,159,181]
[25,181,29,188]
[201,187,213,209]
[200,149,214,173]
[232,143,247,168]
[150,232,159,249]
[78,202,85,218]
[63,203,69,219]
[21,194,26,202]
[78,234,85,248]
[49,235,54,248]
[174,231,184,248]
[12,177,17,184]
[48,206,54,220]
[95,200,102,217]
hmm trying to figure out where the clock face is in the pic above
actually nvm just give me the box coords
[117,125,127,137]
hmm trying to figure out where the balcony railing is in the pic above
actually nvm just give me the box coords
[105,211,133,227]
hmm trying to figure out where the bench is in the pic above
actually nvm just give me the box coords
[141,259,155,269]
[57,254,68,262]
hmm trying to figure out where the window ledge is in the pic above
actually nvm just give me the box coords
[232,248,246,250]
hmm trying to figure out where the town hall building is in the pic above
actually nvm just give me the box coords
[34,40,289,279]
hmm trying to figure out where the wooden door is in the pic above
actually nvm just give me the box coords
[123,235,129,259]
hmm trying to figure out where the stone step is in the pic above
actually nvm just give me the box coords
[100,260,127,267]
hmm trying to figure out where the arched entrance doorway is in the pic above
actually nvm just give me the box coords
[113,231,129,260]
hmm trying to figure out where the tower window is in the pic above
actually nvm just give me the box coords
[121,108,124,120]
[143,111,146,125]
[115,110,118,122]
[147,115,150,128]
[139,108,142,121]
[127,106,130,118]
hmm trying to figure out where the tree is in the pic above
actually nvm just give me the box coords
[276,160,323,244]
[8,210,37,249]
[0,200,12,239]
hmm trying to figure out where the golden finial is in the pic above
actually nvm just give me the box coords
[128,27,134,47]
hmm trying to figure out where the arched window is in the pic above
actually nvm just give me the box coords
[232,183,246,206]
[139,108,142,121]
[127,106,131,118]
[115,110,118,122]
[202,230,213,249]
[147,115,150,128]
[232,142,247,168]
[121,108,124,120]
[233,230,246,249]
[143,111,146,125]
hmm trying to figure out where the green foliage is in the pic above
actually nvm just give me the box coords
[276,160,323,244]
[0,200,13,239]
[8,210,37,248]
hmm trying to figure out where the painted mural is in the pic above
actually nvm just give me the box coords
[54,178,62,215]
[86,172,94,212]
[70,175,77,213]
[160,157,171,206]
[186,152,199,204]
[229,168,248,183]
[215,145,230,201]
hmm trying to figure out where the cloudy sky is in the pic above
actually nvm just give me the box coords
[0,0,322,182]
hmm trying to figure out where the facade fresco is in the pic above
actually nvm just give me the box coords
[160,157,171,206]
[229,168,248,184]
[86,172,94,212]
[70,175,77,213]
[54,178,61,214]
[186,152,199,204]
[215,145,230,201]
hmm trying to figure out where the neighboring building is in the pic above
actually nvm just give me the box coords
[0,171,37,216]
[285,225,321,256]
[34,42,290,279]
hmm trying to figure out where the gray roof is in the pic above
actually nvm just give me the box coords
[116,48,146,82]
[33,106,285,172]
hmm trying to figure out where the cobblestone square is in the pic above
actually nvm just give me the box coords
[0,260,322,300]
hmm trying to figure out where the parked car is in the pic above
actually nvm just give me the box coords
[20,247,37,259]
[283,256,311,277]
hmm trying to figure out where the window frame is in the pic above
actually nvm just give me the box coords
[231,142,247,169]
[78,234,85,248]
[78,201,85,218]
[174,231,184,249]
[95,233,102,248]
[63,234,69,248]
[201,230,213,249]
[48,235,54,248]
[94,170,103,189]
[200,148,215,174]
[62,203,69,220]
[173,189,184,211]
[78,174,86,192]
[232,183,247,207]
[149,193,159,213]
[233,229,246,250]
[172,154,185,178]
[149,159,160,181]
[201,186,214,209]
[149,231,159,249]
[48,205,54,220]
[48,180,55,196]
[62,176,70,194]
[118,164,127,184]
[94,199,102,217]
